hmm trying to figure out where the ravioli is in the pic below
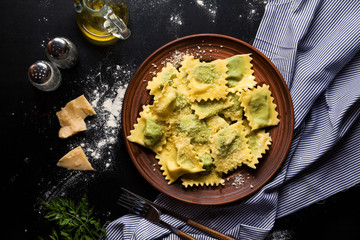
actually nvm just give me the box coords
[147,63,179,100]
[239,84,279,130]
[150,82,177,119]
[127,54,279,187]
[173,114,210,144]
[157,134,204,184]
[225,54,257,92]
[127,107,167,154]
[243,119,272,169]
[205,115,230,134]
[211,121,252,174]
[191,97,233,120]
[187,59,228,101]
[181,167,225,187]
[220,93,243,121]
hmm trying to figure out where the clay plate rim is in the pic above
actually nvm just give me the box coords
[122,33,294,205]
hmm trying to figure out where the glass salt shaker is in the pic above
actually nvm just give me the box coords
[28,60,62,91]
[46,37,78,69]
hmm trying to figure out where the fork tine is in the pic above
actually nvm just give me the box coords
[118,195,142,215]
[118,194,150,217]
[119,193,140,204]
[119,193,147,208]
[118,194,136,207]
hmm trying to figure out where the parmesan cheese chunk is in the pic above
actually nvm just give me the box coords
[56,95,96,139]
[57,146,94,171]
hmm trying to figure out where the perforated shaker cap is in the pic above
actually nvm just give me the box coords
[28,61,52,84]
[46,37,69,60]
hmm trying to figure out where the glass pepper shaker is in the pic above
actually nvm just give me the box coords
[28,60,62,91]
[46,37,78,69]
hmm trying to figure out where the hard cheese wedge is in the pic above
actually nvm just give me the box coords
[57,146,94,171]
[56,95,96,139]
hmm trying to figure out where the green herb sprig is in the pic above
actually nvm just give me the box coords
[39,195,106,240]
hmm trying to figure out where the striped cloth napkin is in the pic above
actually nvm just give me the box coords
[106,1,360,239]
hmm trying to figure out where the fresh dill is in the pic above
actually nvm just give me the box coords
[38,195,106,240]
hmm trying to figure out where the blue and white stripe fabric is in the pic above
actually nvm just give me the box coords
[106,1,360,239]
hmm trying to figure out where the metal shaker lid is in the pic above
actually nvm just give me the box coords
[46,37,69,60]
[28,61,52,84]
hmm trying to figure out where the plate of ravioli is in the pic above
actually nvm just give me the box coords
[122,34,294,205]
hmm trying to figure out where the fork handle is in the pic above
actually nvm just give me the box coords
[157,204,235,239]
[177,230,197,240]
[187,219,235,240]
[160,220,196,240]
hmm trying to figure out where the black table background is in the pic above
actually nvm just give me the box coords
[2,0,359,239]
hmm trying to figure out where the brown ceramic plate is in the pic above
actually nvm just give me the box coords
[122,34,294,205]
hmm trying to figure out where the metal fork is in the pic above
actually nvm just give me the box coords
[118,194,196,240]
[121,188,235,240]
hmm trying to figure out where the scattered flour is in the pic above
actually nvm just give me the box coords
[39,0,54,8]
[195,0,218,22]
[231,173,245,188]
[128,0,173,12]
[37,63,135,204]
[267,230,294,240]
[167,7,184,37]
[196,0,205,7]
[63,63,135,172]
[34,62,136,212]
[170,13,183,26]
[239,0,267,21]
[39,31,51,48]
[160,50,186,68]
[37,0,52,48]
[38,16,49,23]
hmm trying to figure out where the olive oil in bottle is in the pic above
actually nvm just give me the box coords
[75,0,129,45]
